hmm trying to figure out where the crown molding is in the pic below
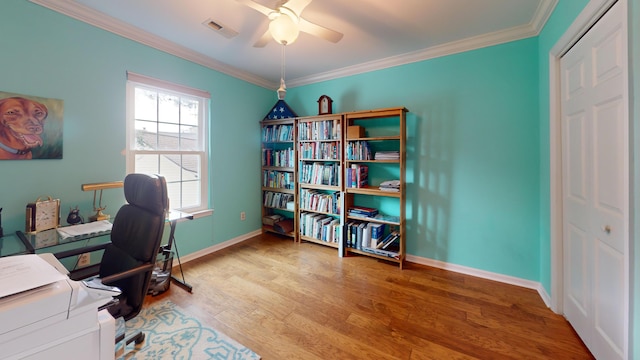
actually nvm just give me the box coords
[289,0,558,87]
[29,0,557,90]
[28,0,274,89]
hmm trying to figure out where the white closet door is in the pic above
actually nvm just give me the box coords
[560,2,628,359]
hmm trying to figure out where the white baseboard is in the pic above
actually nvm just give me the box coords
[173,229,262,265]
[405,254,552,308]
[171,232,553,309]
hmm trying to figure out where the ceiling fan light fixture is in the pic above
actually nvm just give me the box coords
[269,9,299,45]
[277,78,287,100]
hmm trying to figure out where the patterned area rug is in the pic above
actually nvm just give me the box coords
[118,301,260,360]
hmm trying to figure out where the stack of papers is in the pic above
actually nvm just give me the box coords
[56,220,113,239]
[0,255,66,298]
[379,179,400,192]
[374,151,400,160]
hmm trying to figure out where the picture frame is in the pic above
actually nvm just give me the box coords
[0,91,64,160]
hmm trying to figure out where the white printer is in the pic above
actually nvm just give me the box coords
[0,254,118,360]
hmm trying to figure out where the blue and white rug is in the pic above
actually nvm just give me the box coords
[118,301,260,360]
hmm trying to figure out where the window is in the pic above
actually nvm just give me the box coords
[126,72,209,212]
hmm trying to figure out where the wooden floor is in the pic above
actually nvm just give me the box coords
[145,233,594,360]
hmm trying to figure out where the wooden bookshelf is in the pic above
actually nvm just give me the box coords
[296,114,343,248]
[343,107,407,268]
[261,107,408,267]
[260,118,297,240]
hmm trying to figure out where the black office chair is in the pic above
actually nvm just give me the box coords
[96,173,169,347]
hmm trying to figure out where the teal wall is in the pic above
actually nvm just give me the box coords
[0,0,271,254]
[2,0,637,348]
[288,38,541,280]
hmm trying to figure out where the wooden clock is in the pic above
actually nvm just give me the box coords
[318,95,333,115]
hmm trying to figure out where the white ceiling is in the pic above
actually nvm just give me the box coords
[29,0,556,89]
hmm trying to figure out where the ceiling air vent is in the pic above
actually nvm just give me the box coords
[202,18,239,39]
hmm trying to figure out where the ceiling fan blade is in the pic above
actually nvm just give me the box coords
[236,0,273,17]
[299,18,343,43]
[253,29,272,47]
[281,0,312,16]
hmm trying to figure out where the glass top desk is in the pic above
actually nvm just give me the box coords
[0,232,29,257]
[12,210,193,291]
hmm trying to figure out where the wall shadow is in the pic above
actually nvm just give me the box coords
[406,97,454,260]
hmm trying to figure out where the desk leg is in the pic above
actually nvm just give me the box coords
[167,220,193,293]
[15,231,36,253]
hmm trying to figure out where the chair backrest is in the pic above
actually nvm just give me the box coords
[99,173,168,320]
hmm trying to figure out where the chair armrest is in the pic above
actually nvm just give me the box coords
[100,263,155,285]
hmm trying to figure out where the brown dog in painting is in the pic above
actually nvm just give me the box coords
[0,97,48,159]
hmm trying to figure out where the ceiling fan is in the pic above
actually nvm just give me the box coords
[237,0,343,47]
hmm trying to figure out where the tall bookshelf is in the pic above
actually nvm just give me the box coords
[260,118,296,239]
[296,114,343,249]
[342,107,407,268]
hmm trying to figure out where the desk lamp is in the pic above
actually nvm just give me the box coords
[81,181,123,222]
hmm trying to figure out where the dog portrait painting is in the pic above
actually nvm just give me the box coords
[0,91,63,160]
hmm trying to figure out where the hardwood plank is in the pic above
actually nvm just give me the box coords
[144,233,593,360]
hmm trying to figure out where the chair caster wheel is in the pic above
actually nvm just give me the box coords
[134,333,145,345]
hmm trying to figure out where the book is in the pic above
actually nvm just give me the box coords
[368,223,385,248]
[361,247,400,260]
[361,223,371,249]
[376,231,399,249]
[382,232,400,249]
[262,214,283,226]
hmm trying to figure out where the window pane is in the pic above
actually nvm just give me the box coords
[158,154,182,183]
[134,88,157,121]
[158,93,179,124]
[135,124,158,150]
[180,129,199,151]
[181,154,200,180]
[181,180,201,208]
[181,98,199,126]
[158,124,180,150]
[135,154,160,173]
[166,181,181,209]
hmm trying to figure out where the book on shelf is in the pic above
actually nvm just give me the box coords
[376,231,399,249]
[369,223,385,247]
[374,214,400,223]
[361,247,399,260]
[262,214,283,226]
[346,141,372,161]
[347,206,378,218]
[274,219,294,234]
[299,163,339,186]
[262,124,293,142]
[361,223,371,249]
[298,119,340,141]
[348,164,368,188]
[263,191,294,209]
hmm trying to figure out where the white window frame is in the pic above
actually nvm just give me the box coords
[125,72,209,213]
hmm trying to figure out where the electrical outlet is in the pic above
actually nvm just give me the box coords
[240,211,246,221]
[78,253,90,267]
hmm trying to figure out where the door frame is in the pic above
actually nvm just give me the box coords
[549,0,629,355]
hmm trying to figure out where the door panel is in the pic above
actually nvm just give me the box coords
[560,2,627,359]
